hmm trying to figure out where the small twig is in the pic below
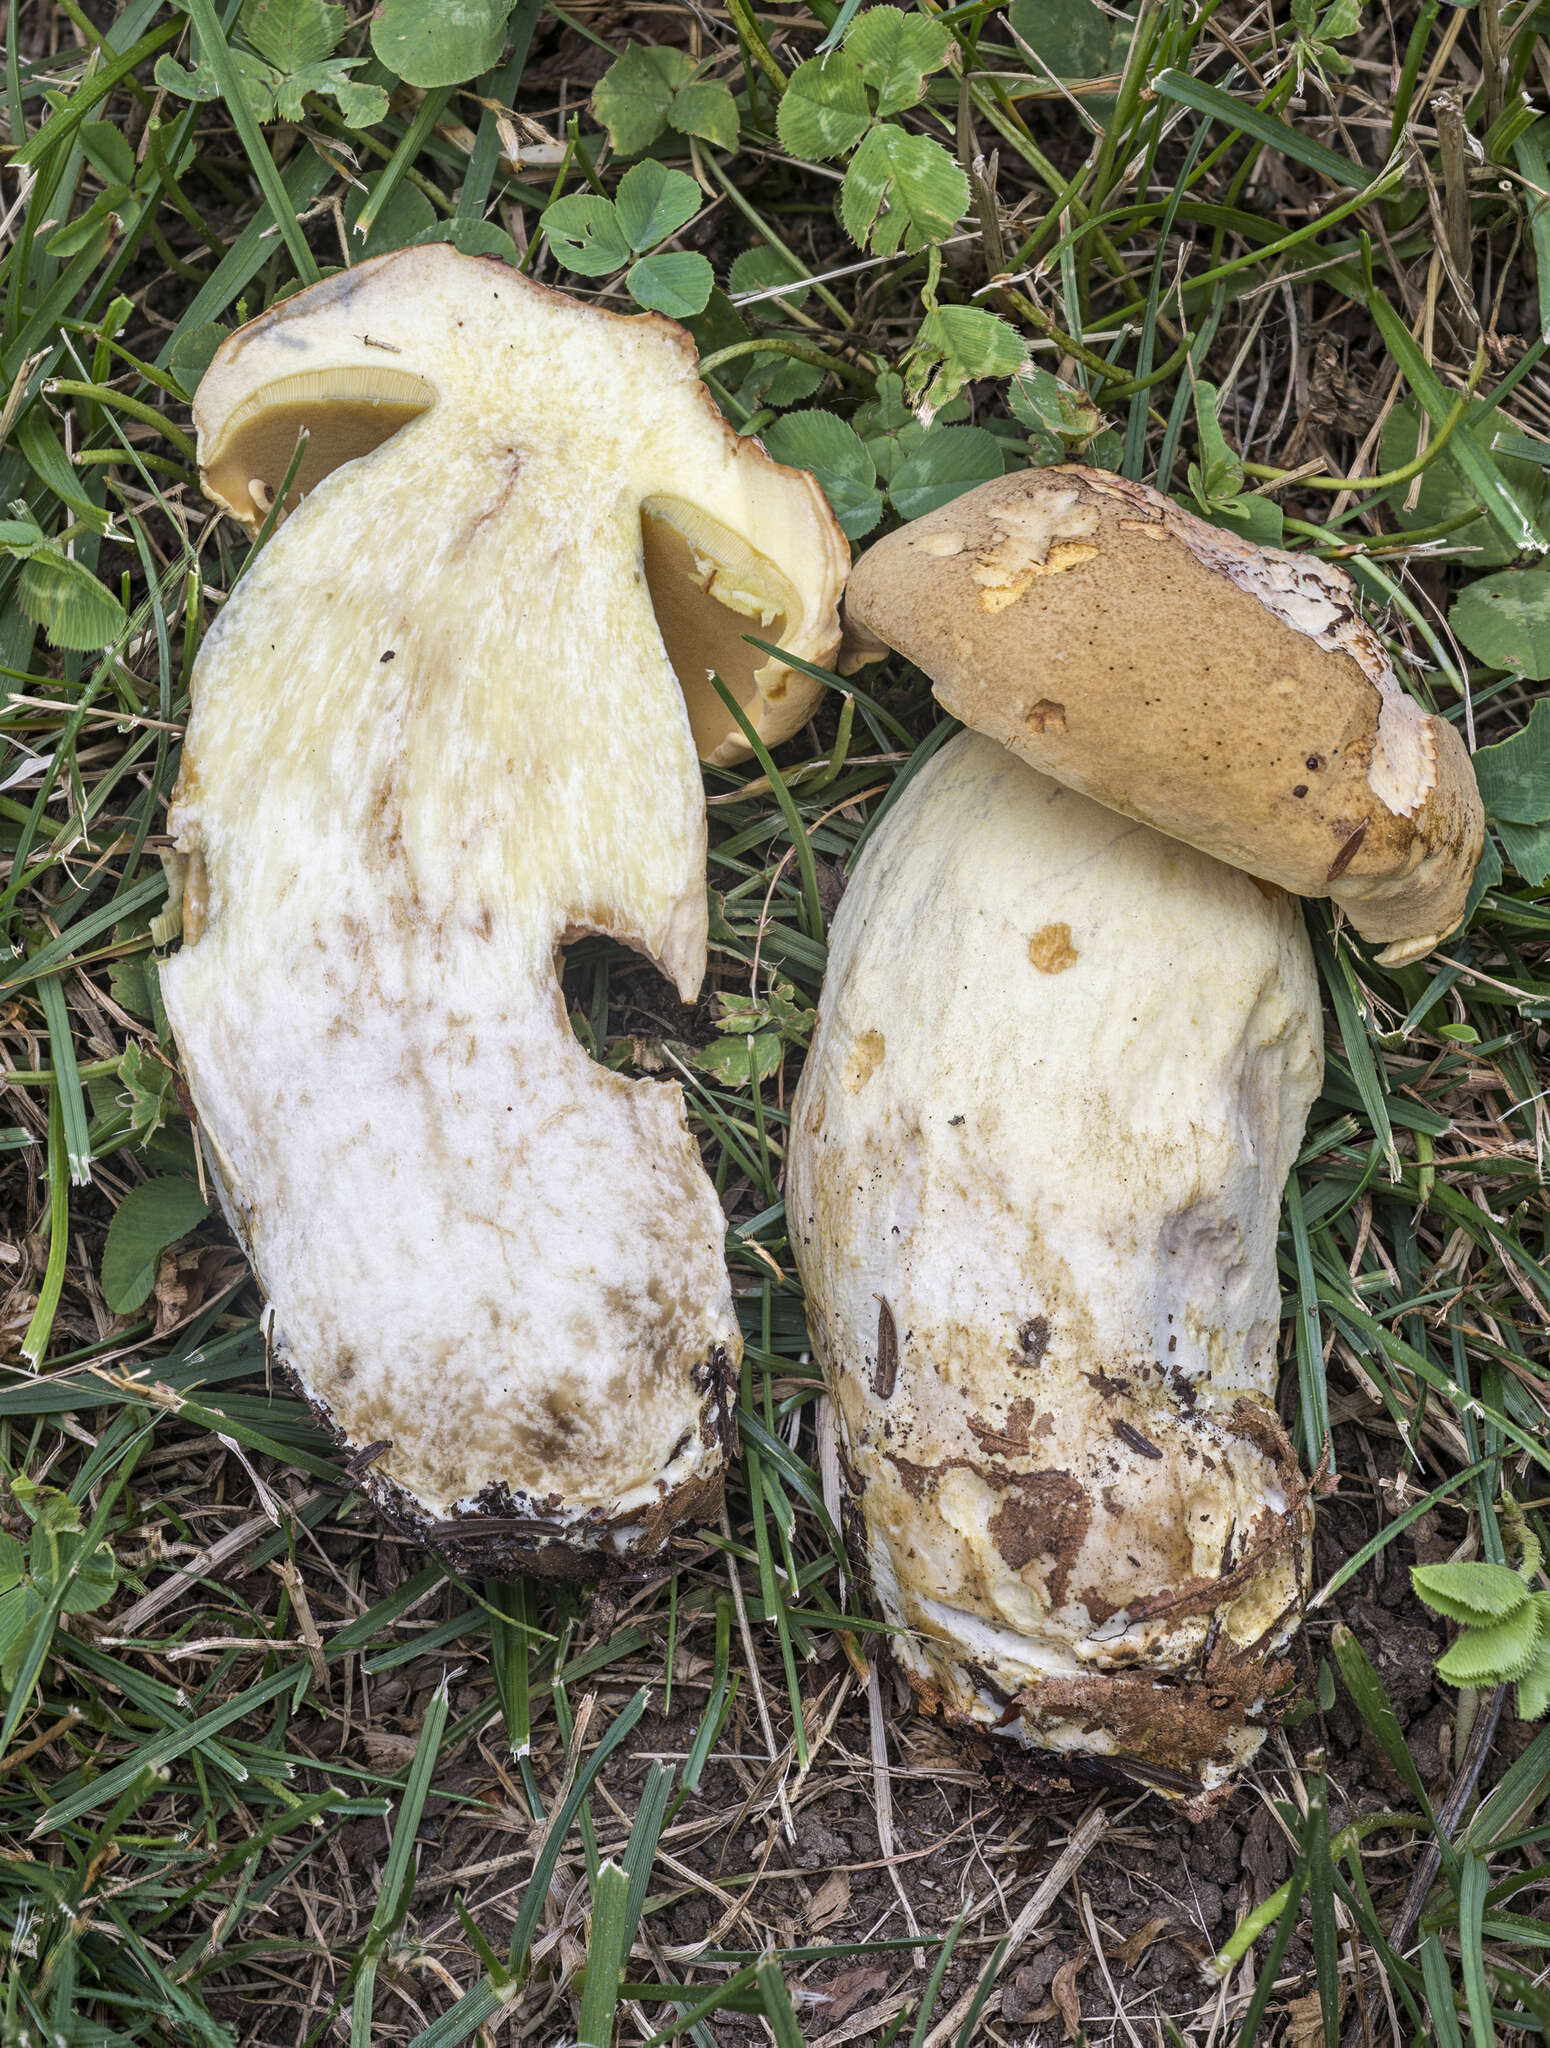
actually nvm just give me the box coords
[923,1803,1110,2047]
[106,1497,315,1637]
[868,1655,923,1958]
[720,1503,795,1843]
[0,1708,81,1775]
[274,1558,329,1691]
[1082,1884,1146,2048]
[1390,1683,1508,1951]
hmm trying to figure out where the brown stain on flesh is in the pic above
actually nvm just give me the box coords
[872,1298,899,1400]
[1028,922,1078,974]
[884,1447,1097,1615]
[967,1396,1038,1456]
[842,1028,886,1092]
[287,1319,732,1581]
[986,1469,1092,1607]
[460,445,522,545]
[1019,1661,1286,1786]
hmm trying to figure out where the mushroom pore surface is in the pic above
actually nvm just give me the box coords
[168,248,846,1571]
[842,466,1484,965]
[789,733,1323,1801]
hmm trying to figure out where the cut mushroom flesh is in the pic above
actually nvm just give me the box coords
[168,249,847,1571]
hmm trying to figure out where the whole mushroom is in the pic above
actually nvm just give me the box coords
[166,247,848,1573]
[789,733,1323,1805]
[843,465,1484,966]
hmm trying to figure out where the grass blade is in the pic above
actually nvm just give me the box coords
[1330,1633,1447,1873]
[1458,1851,1497,2048]
[19,1087,68,1364]
[1364,288,1544,554]
[1303,1774,1340,2048]
[1151,68,1382,186]
[709,673,826,944]
[755,1955,807,2048]
[577,1860,630,2047]
[1283,1173,1332,1470]
[509,1687,650,1976]
[1233,1866,1308,2048]
[180,0,319,287]
[33,955,89,1186]
[621,1761,675,1958]
[1512,122,1550,343]
[350,1674,452,2045]
[1421,1932,1467,2048]
[910,1910,966,2046]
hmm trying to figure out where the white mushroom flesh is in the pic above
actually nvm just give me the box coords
[166,250,846,1567]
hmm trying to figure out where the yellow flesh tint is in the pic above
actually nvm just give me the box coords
[202,370,437,526]
[641,503,796,757]
[205,375,806,763]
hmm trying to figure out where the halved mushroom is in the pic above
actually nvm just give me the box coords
[165,247,847,1573]
[843,467,1484,966]
[789,733,1323,1805]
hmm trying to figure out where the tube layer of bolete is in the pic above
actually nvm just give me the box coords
[843,466,1484,966]
[165,247,847,1573]
[789,733,1323,1803]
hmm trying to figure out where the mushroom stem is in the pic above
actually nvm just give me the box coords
[789,733,1323,1801]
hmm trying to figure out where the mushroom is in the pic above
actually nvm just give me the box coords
[788,732,1323,1804]
[164,247,847,1573]
[842,466,1483,966]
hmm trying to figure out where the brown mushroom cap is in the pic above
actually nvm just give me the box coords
[843,466,1485,964]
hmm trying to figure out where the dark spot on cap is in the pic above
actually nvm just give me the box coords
[380,649,396,662]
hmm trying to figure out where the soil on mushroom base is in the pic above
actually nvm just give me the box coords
[602,1421,1535,2045]
[181,1413,1537,2047]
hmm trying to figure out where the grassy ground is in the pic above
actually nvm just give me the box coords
[2,0,1550,2041]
